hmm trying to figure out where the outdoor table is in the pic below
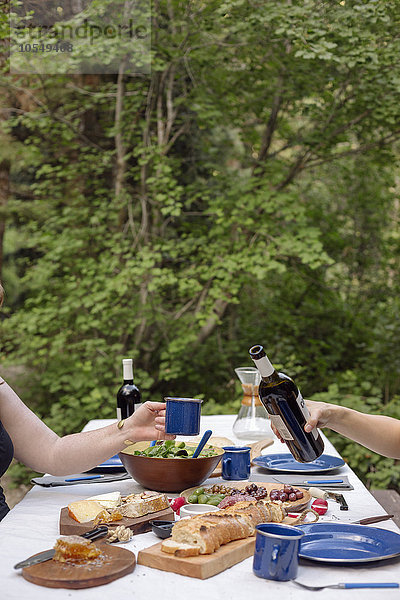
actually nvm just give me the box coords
[1,414,399,599]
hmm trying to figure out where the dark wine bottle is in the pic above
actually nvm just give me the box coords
[249,345,324,463]
[116,358,141,420]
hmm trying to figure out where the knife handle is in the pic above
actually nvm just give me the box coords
[305,479,344,484]
[343,583,399,589]
[358,514,394,525]
[64,475,102,482]
[82,525,109,541]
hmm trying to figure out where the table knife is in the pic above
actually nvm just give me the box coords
[13,525,109,569]
[31,472,131,487]
[354,514,394,525]
[269,476,352,489]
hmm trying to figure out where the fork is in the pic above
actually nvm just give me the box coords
[293,581,399,591]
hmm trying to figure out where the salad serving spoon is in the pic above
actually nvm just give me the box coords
[192,430,213,458]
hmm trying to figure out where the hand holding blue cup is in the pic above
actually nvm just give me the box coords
[164,397,202,436]
[253,523,305,582]
[221,446,251,480]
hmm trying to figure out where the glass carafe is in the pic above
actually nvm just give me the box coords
[232,367,270,440]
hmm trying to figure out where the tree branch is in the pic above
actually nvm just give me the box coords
[194,298,229,347]
[115,57,127,200]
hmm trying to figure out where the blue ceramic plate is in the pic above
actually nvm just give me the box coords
[252,453,345,473]
[87,454,126,474]
[298,523,400,563]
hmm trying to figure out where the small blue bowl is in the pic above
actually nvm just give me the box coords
[165,397,202,436]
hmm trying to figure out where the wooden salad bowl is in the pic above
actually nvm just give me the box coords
[119,442,224,493]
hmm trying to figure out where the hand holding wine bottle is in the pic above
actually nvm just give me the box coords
[249,345,324,463]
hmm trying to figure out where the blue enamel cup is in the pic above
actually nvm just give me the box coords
[221,446,251,480]
[253,523,305,581]
[164,397,202,435]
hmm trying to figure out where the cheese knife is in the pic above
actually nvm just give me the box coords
[13,525,109,569]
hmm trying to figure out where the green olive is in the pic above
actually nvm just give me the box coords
[188,494,198,504]
[197,494,209,504]
[207,496,221,506]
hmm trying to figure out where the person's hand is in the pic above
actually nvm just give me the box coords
[270,399,334,442]
[270,421,286,444]
[304,400,334,432]
[125,401,175,442]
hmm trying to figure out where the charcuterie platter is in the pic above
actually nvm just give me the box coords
[180,481,311,513]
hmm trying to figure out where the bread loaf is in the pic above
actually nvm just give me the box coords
[161,499,280,556]
[120,492,169,518]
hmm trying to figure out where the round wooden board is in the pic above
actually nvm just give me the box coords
[180,481,311,513]
[22,541,136,589]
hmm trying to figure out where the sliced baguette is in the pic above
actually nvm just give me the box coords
[161,499,283,557]
[161,539,200,557]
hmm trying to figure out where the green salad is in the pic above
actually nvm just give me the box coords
[132,439,218,458]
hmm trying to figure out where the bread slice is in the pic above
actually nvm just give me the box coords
[67,500,105,523]
[161,539,200,557]
[265,501,286,522]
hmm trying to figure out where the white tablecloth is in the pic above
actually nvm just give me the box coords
[1,415,399,599]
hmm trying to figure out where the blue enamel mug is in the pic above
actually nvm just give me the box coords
[253,523,305,581]
[164,397,202,435]
[221,446,251,480]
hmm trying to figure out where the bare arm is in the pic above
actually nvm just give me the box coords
[304,400,400,459]
[0,379,173,475]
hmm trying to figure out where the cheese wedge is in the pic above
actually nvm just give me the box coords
[67,500,105,523]
[86,491,121,509]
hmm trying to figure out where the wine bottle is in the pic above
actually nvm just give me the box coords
[116,358,141,420]
[249,345,324,463]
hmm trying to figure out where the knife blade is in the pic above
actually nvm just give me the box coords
[13,525,109,569]
[269,475,353,489]
[31,472,130,487]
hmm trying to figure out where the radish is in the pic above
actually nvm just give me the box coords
[311,498,328,515]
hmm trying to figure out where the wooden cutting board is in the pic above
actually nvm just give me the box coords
[137,511,311,580]
[22,541,135,589]
[59,506,174,535]
[138,536,256,579]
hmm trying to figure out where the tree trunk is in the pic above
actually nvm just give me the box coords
[0,159,10,278]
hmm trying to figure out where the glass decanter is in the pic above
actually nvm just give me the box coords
[232,367,270,440]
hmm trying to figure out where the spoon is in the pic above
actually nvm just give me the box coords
[192,430,212,458]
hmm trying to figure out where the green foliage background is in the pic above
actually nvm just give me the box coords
[1,0,400,490]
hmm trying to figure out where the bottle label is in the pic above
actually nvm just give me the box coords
[252,355,275,378]
[117,407,122,421]
[269,415,294,441]
[296,391,319,440]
